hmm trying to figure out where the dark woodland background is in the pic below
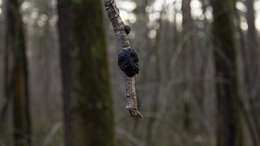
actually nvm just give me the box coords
[0,0,260,146]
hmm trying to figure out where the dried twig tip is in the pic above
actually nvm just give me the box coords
[127,108,143,119]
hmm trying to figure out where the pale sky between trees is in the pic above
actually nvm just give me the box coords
[0,0,259,30]
[117,0,260,30]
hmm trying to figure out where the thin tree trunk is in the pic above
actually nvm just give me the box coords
[4,0,31,145]
[181,0,193,131]
[234,1,260,145]
[245,0,258,52]
[244,0,260,141]
[57,1,73,145]
[210,0,243,146]
[145,14,162,146]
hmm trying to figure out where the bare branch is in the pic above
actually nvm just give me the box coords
[104,0,143,118]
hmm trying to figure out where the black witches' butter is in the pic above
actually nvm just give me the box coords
[118,49,139,77]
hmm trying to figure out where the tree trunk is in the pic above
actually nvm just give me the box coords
[145,14,162,146]
[245,0,258,52]
[57,0,115,146]
[244,0,260,140]
[4,0,32,145]
[244,0,259,102]
[210,0,243,146]
[181,0,193,131]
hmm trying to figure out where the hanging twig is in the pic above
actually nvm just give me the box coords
[104,0,143,118]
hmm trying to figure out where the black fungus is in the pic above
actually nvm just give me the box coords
[118,49,139,77]
[124,25,131,35]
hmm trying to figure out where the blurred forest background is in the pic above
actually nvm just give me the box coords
[0,0,260,146]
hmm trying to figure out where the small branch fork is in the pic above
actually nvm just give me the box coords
[104,0,143,118]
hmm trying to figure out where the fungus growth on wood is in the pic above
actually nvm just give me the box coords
[104,0,143,118]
